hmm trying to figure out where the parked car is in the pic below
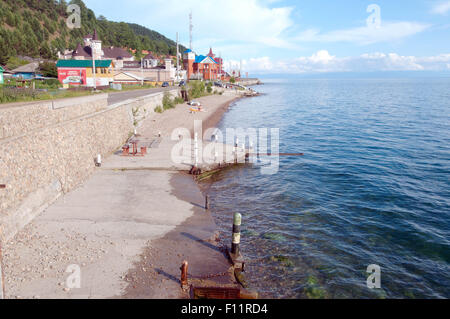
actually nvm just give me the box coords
[162,82,169,87]
[214,81,223,87]
[188,100,201,107]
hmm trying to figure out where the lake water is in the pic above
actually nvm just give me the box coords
[200,77,450,299]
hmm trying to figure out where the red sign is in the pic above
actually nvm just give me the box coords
[58,68,87,85]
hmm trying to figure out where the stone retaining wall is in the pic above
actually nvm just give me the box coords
[0,94,108,140]
[0,89,179,243]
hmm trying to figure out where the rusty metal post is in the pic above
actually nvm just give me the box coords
[180,260,188,288]
[231,213,242,256]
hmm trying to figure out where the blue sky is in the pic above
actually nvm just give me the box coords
[83,0,450,74]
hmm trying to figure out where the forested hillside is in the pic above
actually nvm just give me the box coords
[0,0,186,65]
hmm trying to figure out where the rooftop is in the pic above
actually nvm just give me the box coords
[11,62,40,73]
[144,53,157,60]
[72,43,92,58]
[195,55,218,64]
[103,47,133,59]
[56,60,112,68]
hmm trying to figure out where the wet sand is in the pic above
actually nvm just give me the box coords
[121,173,236,299]
[121,94,245,298]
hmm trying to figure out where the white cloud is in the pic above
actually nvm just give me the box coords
[104,0,295,51]
[309,50,335,64]
[296,22,430,45]
[226,51,450,74]
[431,1,450,15]
[87,0,430,59]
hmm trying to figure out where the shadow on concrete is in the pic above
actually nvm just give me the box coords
[180,232,228,260]
[189,201,206,209]
[155,268,180,284]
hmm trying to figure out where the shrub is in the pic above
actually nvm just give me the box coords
[188,80,206,98]
[206,82,213,94]
[154,105,163,113]
[39,62,58,78]
[162,92,175,110]
[0,87,51,103]
[173,96,184,105]
[35,78,61,89]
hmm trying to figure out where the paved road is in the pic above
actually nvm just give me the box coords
[107,86,177,105]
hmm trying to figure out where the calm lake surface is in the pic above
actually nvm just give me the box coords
[200,77,450,299]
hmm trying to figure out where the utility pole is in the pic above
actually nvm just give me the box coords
[92,57,97,90]
[91,40,97,90]
[140,57,143,86]
[219,51,222,80]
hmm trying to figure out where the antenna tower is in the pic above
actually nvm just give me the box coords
[189,11,193,50]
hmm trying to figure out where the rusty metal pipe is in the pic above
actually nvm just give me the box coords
[180,260,188,288]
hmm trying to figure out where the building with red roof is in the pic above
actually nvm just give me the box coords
[183,48,223,81]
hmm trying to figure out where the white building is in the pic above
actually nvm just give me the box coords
[71,29,135,69]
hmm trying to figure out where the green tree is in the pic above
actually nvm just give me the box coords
[5,10,16,26]
[39,61,57,77]
[40,43,53,59]
[0,0,186,63]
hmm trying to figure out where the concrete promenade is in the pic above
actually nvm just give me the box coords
[107,86,175,106]
[2,92,247,299]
